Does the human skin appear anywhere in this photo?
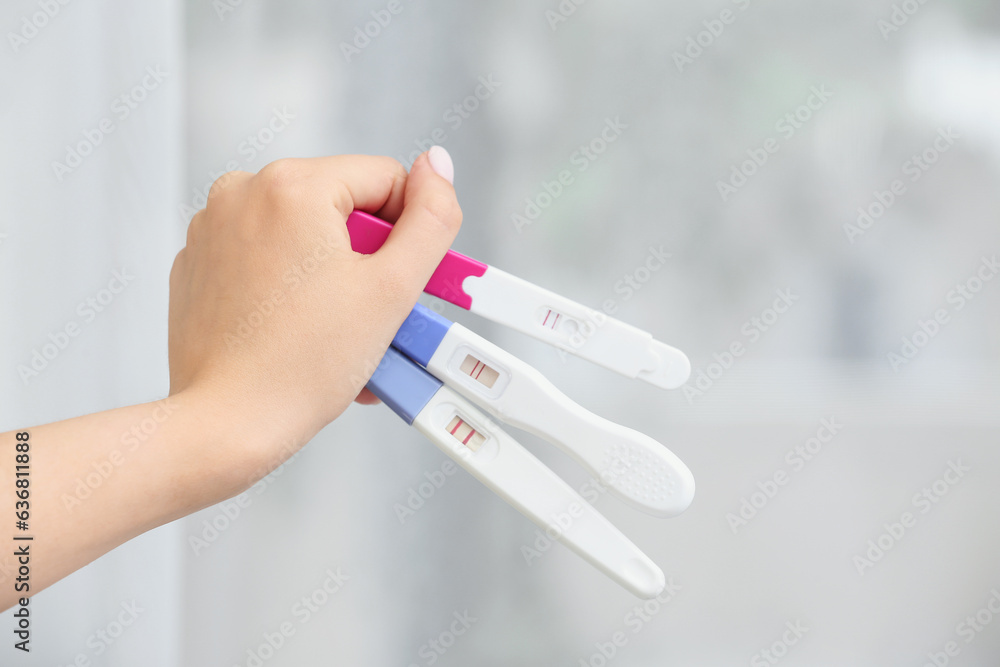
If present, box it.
[0,148,461,612]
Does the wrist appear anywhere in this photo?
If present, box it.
[167,383,313,513]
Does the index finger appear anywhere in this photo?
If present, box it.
[292,154,409,223]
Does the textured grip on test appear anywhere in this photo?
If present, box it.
[346,211,487,309]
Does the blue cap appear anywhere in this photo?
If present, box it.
[366,346,443,425]
[392,302,453,367]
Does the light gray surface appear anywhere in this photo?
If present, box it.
[2,0,999,664]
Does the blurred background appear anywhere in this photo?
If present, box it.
[2,0,1000,664]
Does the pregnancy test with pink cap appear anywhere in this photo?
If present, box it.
[347,211,691,389]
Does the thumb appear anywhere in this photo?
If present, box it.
[372,146,463,291]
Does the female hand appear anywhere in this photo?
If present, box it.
[0,148,461,611]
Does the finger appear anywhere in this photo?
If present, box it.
[291,155,408,222]
[354,388,382,405]
[207,169,253,204]
[184,209,206,248]
[186,171,252,245]
[372,147,462,290]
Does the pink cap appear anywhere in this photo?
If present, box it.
[346,211,486,310]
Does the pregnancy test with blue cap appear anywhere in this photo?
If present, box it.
[347,211,691,389]
[367,346,668,599]
[392,303,695,518]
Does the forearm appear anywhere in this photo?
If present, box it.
[0,388,263,612]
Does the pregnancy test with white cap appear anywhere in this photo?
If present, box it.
[392,303,695,518]
[367,346,668,599]
[347,211,690,389]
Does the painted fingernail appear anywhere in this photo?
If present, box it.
[427,145,454,184]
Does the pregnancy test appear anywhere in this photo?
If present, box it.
[366,345,667,599]
[347,211,690,390]
[392,303,695,518]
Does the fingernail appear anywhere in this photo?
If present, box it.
[427,145,454,184]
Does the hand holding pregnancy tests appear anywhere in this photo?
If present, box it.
[366,346,667,599]
[347,211,691,389]
[392,303,695,518]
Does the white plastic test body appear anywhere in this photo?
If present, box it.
[345,211,690,390]
[463,267,691,390]
[424,322,695,518]
[413,386,667,599]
